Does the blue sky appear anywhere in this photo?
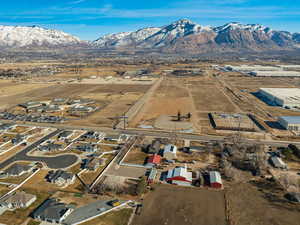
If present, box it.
[0,0,299,40]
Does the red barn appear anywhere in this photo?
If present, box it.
[209,171,222,189]
[147,154,161,165]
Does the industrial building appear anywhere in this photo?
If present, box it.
[210,113,256,132]
[250,71,300,77]
[278,116,300,131]
[279,65,300,70]
[225,65,282,72]
[259,88,300,108]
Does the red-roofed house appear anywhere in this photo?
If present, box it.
[147,154,162,166]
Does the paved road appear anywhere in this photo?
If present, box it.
[1,119,300,148]
[0,129,78,170]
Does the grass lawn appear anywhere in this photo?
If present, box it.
[81,208,133,225]
[123,147,148,165]
[27,219,41,225]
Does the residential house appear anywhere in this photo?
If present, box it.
[209,171,223,189]
[4,163,33,177]
[81,131,100,140]
[58,131,73,141]
[39,143,63,152]
[163,144,177,160]
[82,158,100,171]
[11,134,27,145]
[76,144,97,153]
[166,166,192,186]
[19,101,43,110]
[104,134,120,143]
[146,154,161,167]
[46,170,75,187]
[51,98,69,105]
[32,198,75,224]
[147,140,161,154]
[0,124,13,132]
[0,191,36,209]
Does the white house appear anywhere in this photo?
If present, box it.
[163,144,177,160]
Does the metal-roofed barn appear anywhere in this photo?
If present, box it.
[209,171,223,189]
[166,166,192,186]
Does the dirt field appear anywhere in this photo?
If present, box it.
[131,77,197,129]
[133,185,226,225]
[227,181,300,225]
[123,146,148,165]
[0,82,149,127]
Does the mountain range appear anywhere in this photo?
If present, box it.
[0,19,300,54]
[93,19,300,53]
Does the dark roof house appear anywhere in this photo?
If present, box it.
[32,198,75,224]
[4,163,33,177]
[46,170,75,187]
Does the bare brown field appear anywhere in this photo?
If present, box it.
[191,85,237,112]
[227,181,300,225]
[133,185,226,225]
[123,147,148,165]
[131,77,195,128]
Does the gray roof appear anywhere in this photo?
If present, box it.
[58,131,72,138]
[46,170,74,183]
[39,143,63,151]
[0,191,36,206]
[32,198,74,221]
[4,163,32,176]
[279,116,300,124]
[271,156,287,168]
[0,124,12,131]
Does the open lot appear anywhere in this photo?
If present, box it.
[227,181,300,225]
[0,82,150,127]
[133,184,226,225]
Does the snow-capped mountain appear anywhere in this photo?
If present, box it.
[93,19,213,48]
[92,19,300,53]
[0,25,84,48]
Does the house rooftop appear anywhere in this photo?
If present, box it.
[32,198,74,222]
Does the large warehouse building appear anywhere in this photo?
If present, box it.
[225,65,282,72]
[278,116,300,132]
[259,88,300,108]
[210,113,257,131]
[250,71,300,77]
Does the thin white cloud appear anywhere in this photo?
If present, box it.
[69,0,87,4]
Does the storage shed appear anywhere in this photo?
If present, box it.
[209,171,223,189]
